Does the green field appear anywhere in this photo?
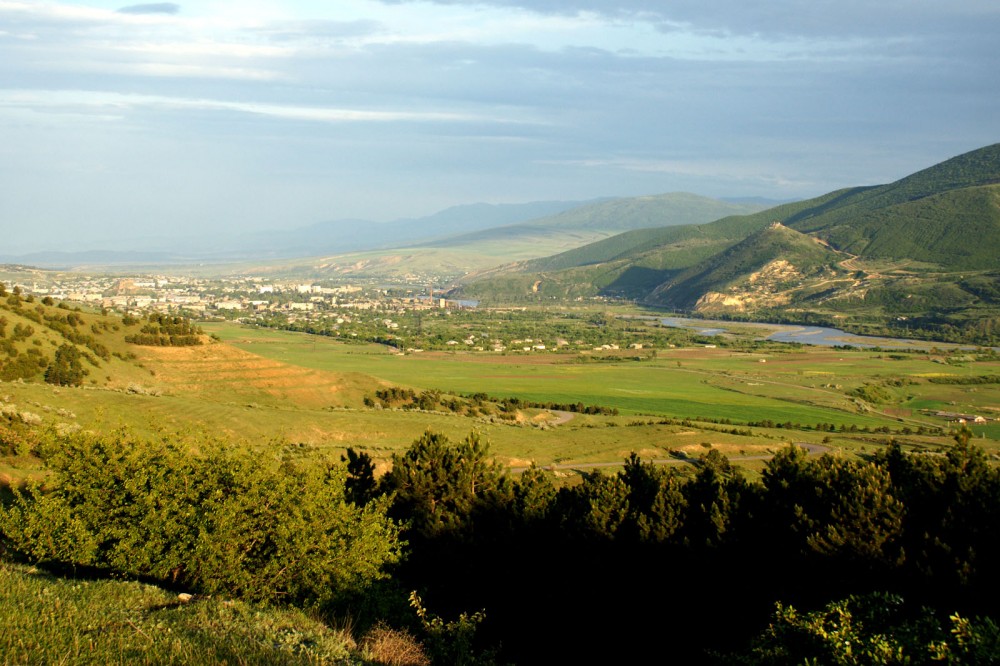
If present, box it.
[193,322,1000,461]
[3,314,996,489]
[202,322,981,424]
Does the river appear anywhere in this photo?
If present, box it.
[659,316,977,350]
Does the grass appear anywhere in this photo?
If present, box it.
[0,561,365,665]
[2,317,996,486]
[201,323,934,428]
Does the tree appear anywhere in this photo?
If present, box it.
[619,452,686,543]
[381,430,507,537]
[343,447,378,507]
[44,344,87,386]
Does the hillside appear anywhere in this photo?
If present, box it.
[645,222,845,312]
[425,192,770,247]
[452,144,1000,342]
[455,192,849,302]
[260,193,773,281]
[0,562,373,665]
[0,287,157,389]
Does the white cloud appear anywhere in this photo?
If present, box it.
[0,0,996,251]
[0,88,531,124]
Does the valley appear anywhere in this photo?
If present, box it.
[4,143,1000,665]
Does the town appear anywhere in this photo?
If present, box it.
[8,270,675,355]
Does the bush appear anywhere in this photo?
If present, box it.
[0,431,402,608]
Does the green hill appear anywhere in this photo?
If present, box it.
[0,287,153,388]
[456,192,850,302]
[644,222,845,312]
[424,192,771,248]
[453,144,1000,340]
[777,144,1000,267]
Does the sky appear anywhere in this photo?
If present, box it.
[1,0,998,253]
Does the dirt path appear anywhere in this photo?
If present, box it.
[547,410,575,426]
[509,442,830,473]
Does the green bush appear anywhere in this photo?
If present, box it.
[734,592,1000,665]
[0,431,402,608]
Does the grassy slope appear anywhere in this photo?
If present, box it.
[827,184,1000,267]
[0,297,159,390]
[783,144,1000,267]
[0,561,365,665]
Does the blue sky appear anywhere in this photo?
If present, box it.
[1,0,997,253]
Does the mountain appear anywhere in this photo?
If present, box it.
[453,144,1000,338]
[420,192,772,248]
[779,143,1000,268]
[267,200,596,256]
[251,193,773,280]
[645,222,843,313]
[0,201,593,269]
[455,192,848,301]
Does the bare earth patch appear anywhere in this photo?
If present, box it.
[133,344,365,409]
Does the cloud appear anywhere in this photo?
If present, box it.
[0,89,534,126]
[0,0,996,251]
[117,3,179,15]
[378,0,1000,41]
[251,19,383,42]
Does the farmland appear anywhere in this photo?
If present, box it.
[196,318,1000,464]
[2,296,997,493]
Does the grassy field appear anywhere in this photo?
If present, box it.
[2,316,997,489]
[203,322,999,426]
[193,322,999,459]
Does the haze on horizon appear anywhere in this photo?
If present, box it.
[1,0,998,255]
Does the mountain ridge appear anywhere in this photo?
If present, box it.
[452,143,1000,339]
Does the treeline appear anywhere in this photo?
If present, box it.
[489,394,619,415]
[928,374,1000,385]
[4,426,1000,663]
[124,313,203,346]
[364,388,620,419]
[343,428,1000,663]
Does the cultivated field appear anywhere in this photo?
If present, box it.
[3,315,997,490]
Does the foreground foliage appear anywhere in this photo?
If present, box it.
[356,428,1000,663]
[734,592,1000,665]
[0,431,402,609]
[5,423,1000,664]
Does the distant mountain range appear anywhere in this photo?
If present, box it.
[1,194,778,272]
[452,143,1000,341]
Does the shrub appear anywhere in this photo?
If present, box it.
[0,431,402,608]
[361,623,430,666]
